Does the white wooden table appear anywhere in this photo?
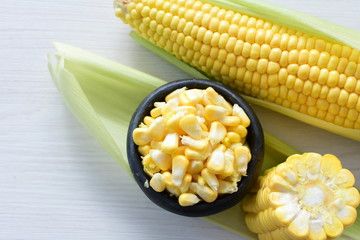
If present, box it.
[1,0,359,239]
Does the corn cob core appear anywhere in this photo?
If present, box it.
[114,0,360,129]
[242,153,360,240]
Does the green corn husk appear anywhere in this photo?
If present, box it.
[114,0,360,141]
[48,43,359,240]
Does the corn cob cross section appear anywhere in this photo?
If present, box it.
[242,153,360,240]
[114,0,360,130]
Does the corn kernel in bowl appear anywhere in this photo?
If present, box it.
[132,86,252,206]
[127,79,264,217]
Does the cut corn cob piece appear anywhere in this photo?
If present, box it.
[114,0,360,141]
[242,153,360,240]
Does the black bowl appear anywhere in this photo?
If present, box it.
[127,79,264,217]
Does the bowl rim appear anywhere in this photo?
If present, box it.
[127,79,264,217]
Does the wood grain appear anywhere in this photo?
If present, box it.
[0,0,359,239]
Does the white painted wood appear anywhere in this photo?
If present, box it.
[0,0,359,239]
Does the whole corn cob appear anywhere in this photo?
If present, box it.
[114,0,360,137]
[242,153,360,240]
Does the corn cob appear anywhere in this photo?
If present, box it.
[114,0,360,137]
[242,153,360,240]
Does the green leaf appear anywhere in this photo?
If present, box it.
[48,43,359,240]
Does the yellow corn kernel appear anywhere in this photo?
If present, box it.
[226,132,241,143]
[228,125,247,137]
[327,70,340,87]
[267,61,280,74]
[150,172,166,192]
[288,210,310,238]
[204,104,228,121]
[171,146,186,159]
[179,113,202,139]
[201,168,219,191]
[178,193,201,206]
[150,140,162,149]
[222,136,231,147]
[279,33,290,50]
[184,145,210,161]
[337,57,349,73]
[288,49,299,64]
[197,175,206,186]
[296,49,308,65]
[187,160,204,174]
[246,58,257,72]
[161,132,179,154]
[308,221,327,240]
[138,145,151,156]
[148,116,165,140]
[229,142,243,151]
[338,89,350,106]
[179,173,192,193]
[256,59,268,74]
[173,105,197,115]
[218,180,238,194]
[165,112,184,133]
[324,216,344,238]
[150,149,171,171]
[228,24,239,37]
[276,164,298,185]
[327,87,340,104]
[208,121,227,145]
[172,155,190,186]
[166,184,181,197]
[196,185,218,203]
[234,146,251,174]
[181,136,208,151]
[219,115,241,126]
[232,104,250,127]
[207,148,225,174]
[278,50,288,67]
[334,169,355,188]
[141,153,152,166]
[143,116,155,126]
[345,61,357,76]
[162,98,180,115]
[205,87,232,112]
[142,155,160,177]
[250,43,261,59]
[335,205,358,226]
[222,148,235,177]
[340,187,360,208]
[189,183,202,194]
[296,64,310,80]
[132,127,151,146]
[268,48,281,62]
[344,76,357,92]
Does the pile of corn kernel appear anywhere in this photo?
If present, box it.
[132,86,252,206]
